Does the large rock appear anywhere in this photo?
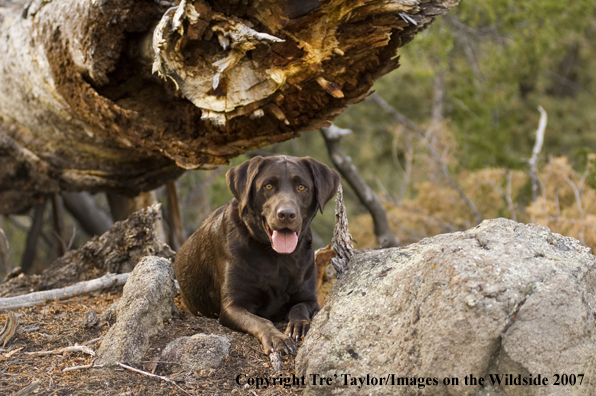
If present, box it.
[296,218,596,396]
[96,256,177,366]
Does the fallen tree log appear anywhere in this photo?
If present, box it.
[0,0,459,214]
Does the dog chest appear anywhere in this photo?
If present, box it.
[228,249,314,319]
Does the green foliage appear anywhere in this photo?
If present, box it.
[369,0,596,169]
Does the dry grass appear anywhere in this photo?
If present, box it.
[350,154,596,253]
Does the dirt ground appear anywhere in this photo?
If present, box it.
[1,284,306,396]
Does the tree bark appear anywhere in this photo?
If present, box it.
[0,0,459,215]
[165,181,184,251]
[37,204,173,290]
[329,184,353,275]
[107,190,168,242]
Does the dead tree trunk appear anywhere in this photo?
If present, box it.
[21,202,46,274]
[165,181,185,251]
[107,191,168,242]
[0,0,459,215]
[62,192,113,236]
[51,193,67,257]
[321,125,399,248]
[37,204,173,290]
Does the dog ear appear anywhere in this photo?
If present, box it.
[226,156,265,216]
[300,157,341,213]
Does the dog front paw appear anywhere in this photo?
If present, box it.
[285,319,311,341]
[262,331,297,356]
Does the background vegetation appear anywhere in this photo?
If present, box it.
[2,0,596,277]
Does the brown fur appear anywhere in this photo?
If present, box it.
[174,156,340,355]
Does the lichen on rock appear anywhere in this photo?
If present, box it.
[297,218,596,396]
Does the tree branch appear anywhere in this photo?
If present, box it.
[528,105,548,201]
[0,217,9,276]
[321,125,399,248]
[116,362,190,395]
[62,192,113,237]
[25,345,96,357]
[0,273,129,311]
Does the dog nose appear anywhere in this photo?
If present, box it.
[277,207,297,222]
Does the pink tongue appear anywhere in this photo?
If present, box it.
[271,230,298,254]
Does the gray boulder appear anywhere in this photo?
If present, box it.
[160,334,231,373]
[96,256,177,366]
[296,218,596,396]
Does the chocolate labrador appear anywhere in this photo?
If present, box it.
[174,155,340,355]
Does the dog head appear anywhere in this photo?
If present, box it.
[226,156,340,254]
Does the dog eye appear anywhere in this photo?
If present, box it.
[297,184,306,191]
[265,184,273,190]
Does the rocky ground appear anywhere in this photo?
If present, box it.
[1,285,304,396]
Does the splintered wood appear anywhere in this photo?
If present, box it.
[331,184,353,275]
[0,0,459,214]
[37,204,173,290]
[0,311,18,347]
[269,351,283,375]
